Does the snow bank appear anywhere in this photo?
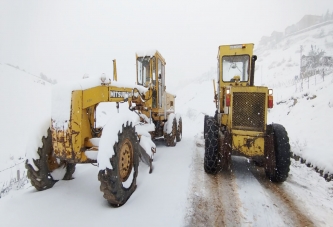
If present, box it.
[0,63,52,185]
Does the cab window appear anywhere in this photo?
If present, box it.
[222,55,249,82]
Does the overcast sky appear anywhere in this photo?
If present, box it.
[1,0,332,89]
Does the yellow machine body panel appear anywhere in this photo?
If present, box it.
[52,85,135,163]
[232,133,265,157]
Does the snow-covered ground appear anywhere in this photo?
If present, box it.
[256,21,333,175]
[1,20,333,226]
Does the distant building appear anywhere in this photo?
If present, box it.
[285,24,297,35]
[298,15,321,30]
[258,31,283,46]
[259,36,270,46]
[270,31,284,43]
[285,15,321,35]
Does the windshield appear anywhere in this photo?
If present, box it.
[137,57,150,86]
[222,55,249,82]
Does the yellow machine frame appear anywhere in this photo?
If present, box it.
[52,50,176,163]
[216,43,272,158]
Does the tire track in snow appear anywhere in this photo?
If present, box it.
[184,136,315,226]
[184,140,241,227]
[231,156,286,226]
[248,161,315,227]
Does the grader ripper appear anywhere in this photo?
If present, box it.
[204,43,291,182]
[25,50,182,207]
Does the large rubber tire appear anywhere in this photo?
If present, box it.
[165,117,177,147]
[98,122,139,207]
[25,128,76,191]
[265,124,291,183]
[176,117,182,142]
[204,118,220,174]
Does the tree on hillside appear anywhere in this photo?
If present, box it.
[308,45,325,68]
[40,73,57,84]
[324,10,330,21]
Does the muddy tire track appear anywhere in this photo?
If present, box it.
[249,162,315,227]
[184,145,241,227]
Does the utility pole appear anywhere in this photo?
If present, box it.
[261,66,263,85]
[300,45,303,91]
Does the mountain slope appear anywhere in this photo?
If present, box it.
[0,63,51,194]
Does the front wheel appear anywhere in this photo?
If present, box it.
[204,118,220,174]
[98,121,139,207]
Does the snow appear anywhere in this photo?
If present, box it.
[136,50,158,58]
[85,151,98,160]
[164,113,176,134]
[1,18,333,227]
[112,81,149,94]
[51,81,79,130]
[50,164,67,180]
[97,112,139,170]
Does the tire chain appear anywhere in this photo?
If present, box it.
[204,118,220,174]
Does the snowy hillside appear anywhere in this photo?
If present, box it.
[0,63,51,195]
[254,21,333,176]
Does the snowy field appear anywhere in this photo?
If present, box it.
[1,21,333,226]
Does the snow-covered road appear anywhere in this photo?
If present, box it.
[184,133,333,227]
[2,130,332,227]
[0,138,193,227]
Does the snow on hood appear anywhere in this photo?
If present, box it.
[136,50,157,58]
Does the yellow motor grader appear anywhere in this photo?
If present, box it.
[204,43,291,182]
[25,50,182,207]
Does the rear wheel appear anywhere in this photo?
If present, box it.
[98,122,139,207]
[165,117,177,147]
[204,118,220,174]
[176,117,182,142]
[265,124,291,183]
[25,128,76,191]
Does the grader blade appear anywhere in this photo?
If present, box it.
[137,144,153,173]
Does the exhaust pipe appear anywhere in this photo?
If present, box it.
[250,55,257,86]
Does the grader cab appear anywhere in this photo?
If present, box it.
[134,51,182,145]
[204,43,291,182]
[25,50,182,207]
